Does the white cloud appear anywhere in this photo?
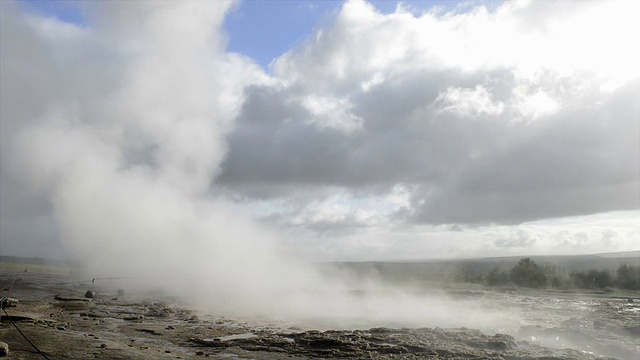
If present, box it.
[287,210,640,261]
[512,87,559,121]
[301,94,364,132]
[218,0,639,258]
[274,0,640,93]
[360,72,385,92]
[433,85,505,118]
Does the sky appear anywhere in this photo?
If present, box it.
[1,0,639,262]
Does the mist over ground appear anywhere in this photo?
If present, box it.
[0,0,638,337]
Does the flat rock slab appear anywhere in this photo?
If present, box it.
[136,328,163,336]
[0,311,36,322]
[54,294,92,302]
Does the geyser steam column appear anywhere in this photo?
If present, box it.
[112,1,231,196]
[19,1,316,311]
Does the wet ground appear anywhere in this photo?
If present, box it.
[482,290,639,359]
[0,267,638,359]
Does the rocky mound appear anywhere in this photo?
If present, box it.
[191,327,613,359]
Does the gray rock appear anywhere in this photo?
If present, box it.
[0,297,18,308]
[85,290,96,299]
[54,294,91,302]
[0,341,8,356]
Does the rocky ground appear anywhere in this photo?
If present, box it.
[1,266,638,359]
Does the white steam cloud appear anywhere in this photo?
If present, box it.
[11,0,316,314]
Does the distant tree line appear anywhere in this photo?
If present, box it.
[458,257,640,291]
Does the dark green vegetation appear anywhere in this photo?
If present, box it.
[326,251,640,291]
[474,257,640,290]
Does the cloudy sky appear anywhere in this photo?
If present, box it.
[1,0,638,261]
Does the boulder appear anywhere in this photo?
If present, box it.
[0,297,18,308]
[0,341,8,356]
[85,290,96,299]
[487,334,517,350]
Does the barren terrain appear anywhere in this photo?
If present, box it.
[1,262,638,359]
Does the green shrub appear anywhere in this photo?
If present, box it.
[616,264,640,290]
[510,258,547,288]
[570,269,613,289]
[487,267,510,286]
